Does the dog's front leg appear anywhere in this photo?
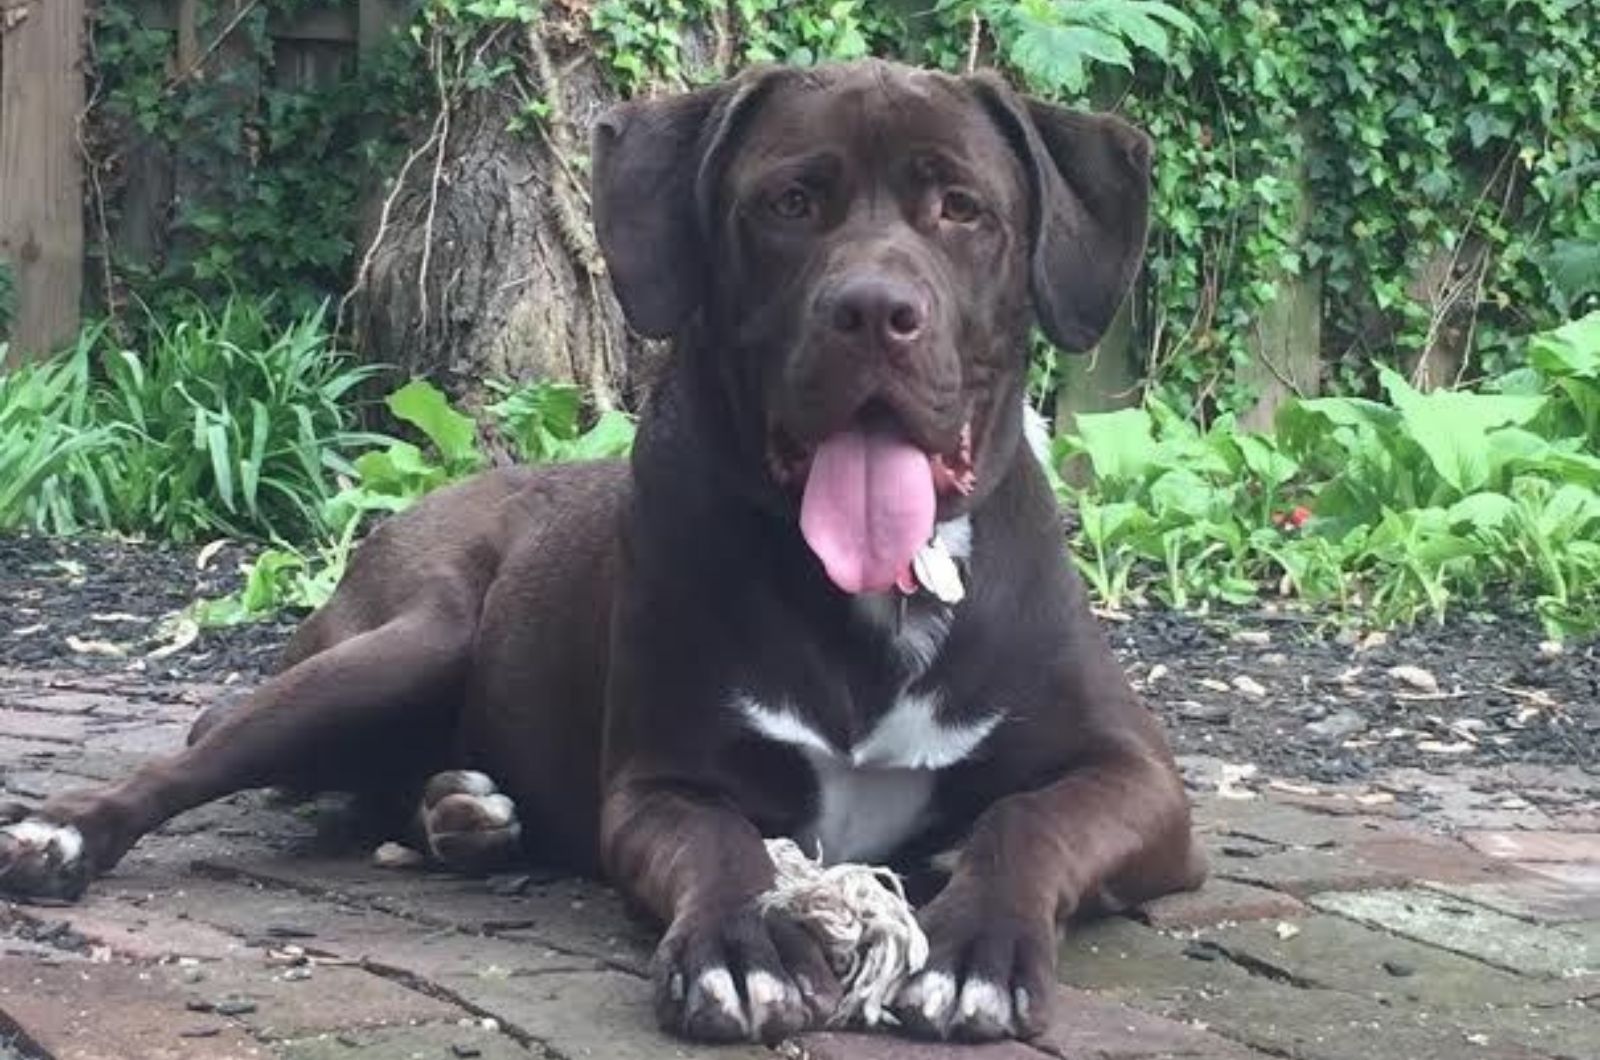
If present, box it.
[602,776,842,1042]
[895,749,1203,1041]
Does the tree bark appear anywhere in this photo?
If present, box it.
[347,10,665,411]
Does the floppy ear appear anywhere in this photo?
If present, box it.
[591,72,778,339]
[970,75,1153,352]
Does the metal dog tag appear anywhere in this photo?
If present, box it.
[912,539,965,605]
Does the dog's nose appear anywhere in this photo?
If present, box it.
[825,276,926,357]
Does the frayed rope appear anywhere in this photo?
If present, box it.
[759,838,928,1027]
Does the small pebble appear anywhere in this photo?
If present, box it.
[1383,960,1416,977]
[1178,700,1233,724]
[214,999,258,1017]
[1388,665,1439,693]
[452,1046,484,1059]
[373,841,427,869]
[1306,709,1367,741]
[178,1027,221,1039]
[1232,675,1267,699]
[1233,630,1272,646]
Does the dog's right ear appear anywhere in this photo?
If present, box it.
[592,72,778,339]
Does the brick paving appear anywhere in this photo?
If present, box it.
[2,667,1596,1060]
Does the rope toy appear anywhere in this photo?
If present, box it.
[759,838,928,1027]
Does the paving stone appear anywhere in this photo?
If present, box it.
[274,1023,539,1060]
[1197,915,1585,1008]
[795,1032,1045,1059]
[1215,834,1511,898]
[1195,797,1390,849]
[1138,879,1306,930]
[1033,986,1268,1058]
[5,898,250,962]
[1429,873,1600,924]
[1058,917,1222,997]
[430,968,770,1060]
[0,687,146,717]
[196,855,656,974]
[0,709,88,743]
[1130,971,1569,1060]
[0,734,69,763]
[1310,888,1596,979]
[151,960,460,1040]
[1462,831,1600,864]
[0,958,267,1060]
[81,719,189,756]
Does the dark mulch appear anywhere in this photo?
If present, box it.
[1,533,1594,782]
[0,533,298,684]
[1117,609,1596,783]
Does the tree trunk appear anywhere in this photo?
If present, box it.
[347,12,663,411]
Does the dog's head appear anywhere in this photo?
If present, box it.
[594,60,1151,594]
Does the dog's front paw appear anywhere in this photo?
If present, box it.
[892,885,1053,1041]
[653,902,841,1043]
[0,806,91,902]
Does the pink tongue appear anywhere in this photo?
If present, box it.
[800,426,935,594]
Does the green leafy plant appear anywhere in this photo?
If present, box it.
[1059,312,1600,636]
[197,376,638,624]
[946,0,1198,96]
[0,334,111,531]
[0,297,385,541]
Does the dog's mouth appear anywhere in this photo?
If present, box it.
[767,408,976,595]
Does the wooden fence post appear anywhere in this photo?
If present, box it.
[0,0,85,365]
[1238,133,1323,431]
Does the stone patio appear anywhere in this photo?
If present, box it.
[2,668,1595,1060]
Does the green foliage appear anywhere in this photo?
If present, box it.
[0,336,112,529]
[1113,0,1599,412]
[89,0,429,320]
[0,298,384,541]
[199,377,637,623]
[487,379,637,462]
[592,0,894,91]
[1059,312,1600,637]
[946,0,1198,96]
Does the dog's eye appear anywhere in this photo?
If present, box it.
[940,189,982,224]
[771,186,815,221]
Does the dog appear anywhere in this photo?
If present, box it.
[0,59,1204,1044]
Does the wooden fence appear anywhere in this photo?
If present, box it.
[0,0,409,366]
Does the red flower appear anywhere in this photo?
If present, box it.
[1273,506,1312,531]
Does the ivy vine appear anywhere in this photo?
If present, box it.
[81,0,1599,418]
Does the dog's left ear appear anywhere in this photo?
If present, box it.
[970,74,1153,352]
[592,70,780,339]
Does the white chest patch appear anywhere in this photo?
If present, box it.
[737,692,1001,865]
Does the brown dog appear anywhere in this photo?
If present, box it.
[0,60,1204,1044]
